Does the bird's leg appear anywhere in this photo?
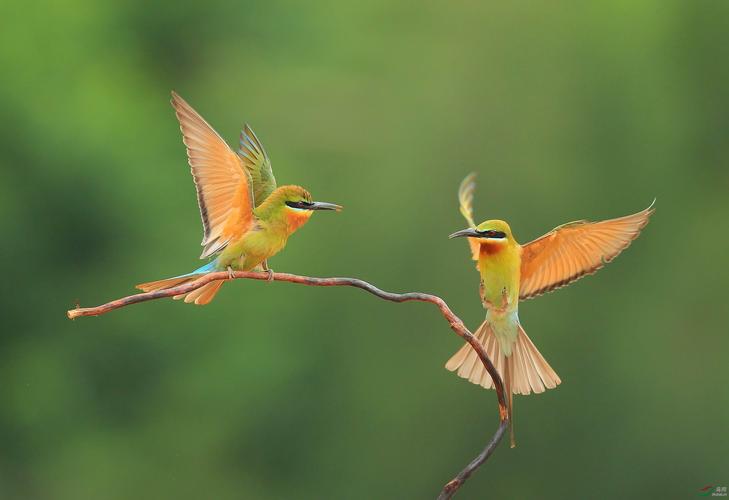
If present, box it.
[501,287,509,309]
[226,266,235,280]
[261,259,274,281]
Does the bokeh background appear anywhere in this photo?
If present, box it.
[1,1,728,498]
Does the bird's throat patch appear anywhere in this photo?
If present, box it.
[285,208,313,232]
[480,241,505,255]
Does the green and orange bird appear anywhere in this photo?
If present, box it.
[447,173,654,446]
[136,92,341,305]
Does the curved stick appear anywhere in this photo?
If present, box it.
[67,271,509,498]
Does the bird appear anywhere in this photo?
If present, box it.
[135,92,341,305]
[446,173,654,446]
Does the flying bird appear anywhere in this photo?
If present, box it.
[447,173,654,446]
[136,92,341,305]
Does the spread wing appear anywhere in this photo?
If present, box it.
[171,92,255,259]
[457,173,481,263]
[238,124,276,206]
[519,201,655,300]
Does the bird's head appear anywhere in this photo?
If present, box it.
[261,185,341,232]
[279,185,342,213]
[449,219,515,244]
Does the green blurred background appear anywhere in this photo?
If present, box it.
[1,1,727,498]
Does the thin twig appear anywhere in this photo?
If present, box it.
[67,271,509,498]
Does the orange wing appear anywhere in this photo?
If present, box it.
[171,92,254,258]
[457,173,481,263]
[467,238,480,263]
[519,202,654,300]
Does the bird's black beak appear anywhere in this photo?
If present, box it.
[449,228,480,239]
[310,201,342,212]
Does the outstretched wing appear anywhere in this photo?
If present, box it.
[457,173,481,263]
[171,92,255,259]
[519,201,655,300]
[238,124,276,205]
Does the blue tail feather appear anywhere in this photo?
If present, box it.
[170,261,217,280]
[191,261,218,275]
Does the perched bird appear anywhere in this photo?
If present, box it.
[447,173,654,446]
[136,92,341,305]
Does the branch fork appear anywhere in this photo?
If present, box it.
[68,271,508,499]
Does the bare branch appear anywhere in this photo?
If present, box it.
[67,271,508,497]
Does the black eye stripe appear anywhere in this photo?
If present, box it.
[285,200,313,209]
[477,230,506,239]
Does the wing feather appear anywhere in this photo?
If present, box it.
[457,173,481,263]
[519,202,654,300]
[238,124,276,205]
[458,172,477,228]
[171,92,255,259]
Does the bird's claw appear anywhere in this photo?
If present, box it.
[260,260,274,282]
[227,266,235,280]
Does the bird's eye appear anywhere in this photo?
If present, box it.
[478,230,506,239]
[285,200,313,209]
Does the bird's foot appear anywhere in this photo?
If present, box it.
[227,266,235,280]
[261,260,274,282]
[501,287,509,308]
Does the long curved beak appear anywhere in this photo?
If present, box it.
[449,228,480,239]
[310,201,342,212]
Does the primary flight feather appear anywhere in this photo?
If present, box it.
[447,173,654,446]
[136,92,341,305]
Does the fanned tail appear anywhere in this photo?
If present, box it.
[172,280,225,305]
[136,276,195,293]
[445,319,561,447]
[135,262,224,305]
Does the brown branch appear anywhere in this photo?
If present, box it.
[67,271,508,497]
